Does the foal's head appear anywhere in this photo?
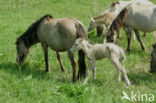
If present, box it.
[88,18,96,32]
[16,38,29,64]
[70,38,88,53]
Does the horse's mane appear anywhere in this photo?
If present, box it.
[16,14,53,48]
[94,14,107,20]
[107,4,131,39]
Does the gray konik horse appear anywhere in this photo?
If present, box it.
[16,14,87,82]
[106,2,156,51]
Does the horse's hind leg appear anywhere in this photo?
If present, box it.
[67,50,77,83]
[41,43,49,72]
[77,50,86,80]
[56,52,65,72]
[134,29,146,51]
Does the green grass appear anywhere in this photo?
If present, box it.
[0,0,156,103]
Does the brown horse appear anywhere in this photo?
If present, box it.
[16,14,87,82]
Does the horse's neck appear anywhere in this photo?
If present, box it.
[22,34,40,48]
[95,16,106,25]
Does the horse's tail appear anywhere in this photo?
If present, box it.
[74,19,88,39]
[74,19,88,79]
[119,47,126,62]
[107,4,131,38]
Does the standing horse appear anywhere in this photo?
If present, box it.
[106,3,156,51]
[96,0,154,38]
[16,14,87,82]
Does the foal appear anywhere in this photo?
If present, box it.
[70,38,131,87]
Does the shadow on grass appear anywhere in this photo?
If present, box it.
[0,62,53,80]
[128,72,156,85]
[0,62,74,83]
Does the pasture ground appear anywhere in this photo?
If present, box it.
[0,0,156,103]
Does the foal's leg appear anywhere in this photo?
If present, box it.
[41,43,49,72]
[56,52,65,72]
[134,29,146,51]
[83,60,95,85]
[67,50,77,83]
[111,56,131,86]
[117,68,121,82]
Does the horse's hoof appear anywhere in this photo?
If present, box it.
[61,67,65,72]
[45,68,50,72]
[142,46,146,51]
[72,78,77,83]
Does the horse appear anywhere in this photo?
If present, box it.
[16,14,88,83]
[70,38,131,87]
[106,3,156,51]
[88,13,122,38]
[95,0,154,38]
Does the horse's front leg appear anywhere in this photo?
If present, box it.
[67,50,77,83]
[56,52,65,72]
[134,29,146,51]
[41,43,49,72]
[126,28,132,52]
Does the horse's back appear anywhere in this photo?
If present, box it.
[126,4,156,32]
[38,18,77,51]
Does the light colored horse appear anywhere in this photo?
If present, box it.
[70,38,131,87]
[106,2,156,51]
[94,0,154,37]
[88,13,121,37]
[16,14,88,82]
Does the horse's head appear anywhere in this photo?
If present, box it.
[150,43,156,73]
[16,38,29,64]
[88,18,96,32]
[106,29,117,43]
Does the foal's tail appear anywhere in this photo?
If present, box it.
[119,48,126,62]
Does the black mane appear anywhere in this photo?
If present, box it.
[16,14,53,48]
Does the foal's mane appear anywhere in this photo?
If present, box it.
[94,14,107,20]
[16,14,53,48]
[107,4,131,38]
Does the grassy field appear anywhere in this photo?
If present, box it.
[0,0,156,102]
